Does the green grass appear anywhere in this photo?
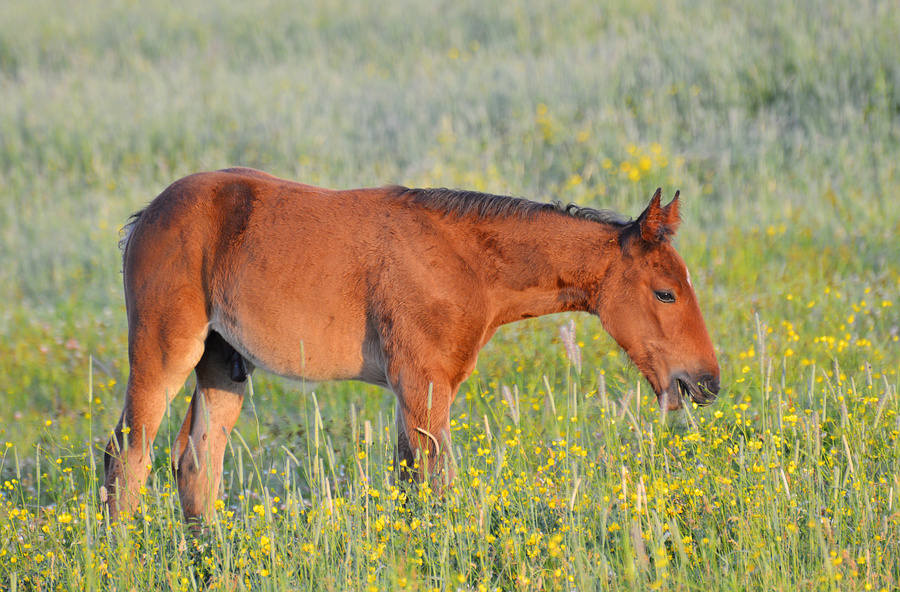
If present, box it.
[1,0,899,589]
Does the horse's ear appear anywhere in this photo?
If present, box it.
[638,188,680,243]
[663,190,682,235]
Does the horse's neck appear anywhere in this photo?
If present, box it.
[459,215,618,328]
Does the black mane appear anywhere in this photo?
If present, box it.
[395,187,631,227]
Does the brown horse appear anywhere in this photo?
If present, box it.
[103,167,719,522]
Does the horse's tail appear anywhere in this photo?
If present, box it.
[118,209,145,259]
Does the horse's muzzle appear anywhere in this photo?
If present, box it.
[673,372,720,407]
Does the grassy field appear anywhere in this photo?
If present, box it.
[1,0,899,589]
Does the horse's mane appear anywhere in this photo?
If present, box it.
[395,186,631,227]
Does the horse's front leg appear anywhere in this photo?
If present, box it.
[393,374,457,490]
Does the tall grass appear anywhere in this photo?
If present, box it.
[1,0,899,589]
[2,339,898,589]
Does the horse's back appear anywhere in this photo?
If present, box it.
[125,168,388,267]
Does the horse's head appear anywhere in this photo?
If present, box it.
[596,189,720,410]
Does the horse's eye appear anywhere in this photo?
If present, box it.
[654,290,676,303]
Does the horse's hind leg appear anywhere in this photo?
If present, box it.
[174,332,248,522]
[103,315,207,521]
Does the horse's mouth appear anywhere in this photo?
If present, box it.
[673,373,718,407]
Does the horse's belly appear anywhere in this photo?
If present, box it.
[212,305,372,383]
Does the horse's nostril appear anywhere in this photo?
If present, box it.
[698,375,720,396]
